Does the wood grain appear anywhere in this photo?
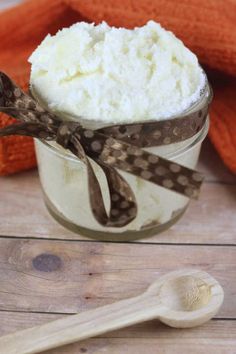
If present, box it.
[0,238,235,317]
[0,312,235,354]
[0,169,235,244]
[0,269,224,354]
[0,0,235,352]
[198,140,235,184]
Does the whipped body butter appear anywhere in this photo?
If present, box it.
[29,21,211,240]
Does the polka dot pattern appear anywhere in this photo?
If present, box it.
[98,132,204,201]
[170,163,181,173]
[0,71,209,228]
[98,104,209,148]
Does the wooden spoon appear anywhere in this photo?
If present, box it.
[0,269,224,354]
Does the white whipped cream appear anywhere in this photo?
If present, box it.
[29,21,205,123]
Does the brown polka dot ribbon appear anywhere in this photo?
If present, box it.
[0,72,211,228]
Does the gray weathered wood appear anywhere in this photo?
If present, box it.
[0,238,234,317]
[0,170,235,244]
[0,1,235,352]
[0,312,235,354]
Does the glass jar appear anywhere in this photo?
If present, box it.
[34,82,211,241]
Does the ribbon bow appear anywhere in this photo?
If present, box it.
[0,72,210,227]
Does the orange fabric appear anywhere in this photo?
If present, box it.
[0,0,236,175]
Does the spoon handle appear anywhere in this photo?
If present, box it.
[0,295,161,354]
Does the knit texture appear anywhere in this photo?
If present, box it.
[0,0,235,174]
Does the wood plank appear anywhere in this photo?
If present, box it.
[44,331,236,354]
[0,312,235,354]
[0,2,235,353]
[0,238,235,317]
[1,170,235,244]
[198,139,235,185]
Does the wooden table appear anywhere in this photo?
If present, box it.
[1,2,236,353]
[0,136,236,354]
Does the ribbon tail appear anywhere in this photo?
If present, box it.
[0,106,41,125]
[96,161,137,227]
[0,122,35,137]
[0,72,56,126]
[67,133,113,226]
[0,72,34,111]
[68,132,137,227]
[0,122,56,140]
[78,129,204,200]
[99,138,204,199]
[86,158,113,226]
[85,158,137,227]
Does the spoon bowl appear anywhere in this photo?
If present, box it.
[146,269,224,328]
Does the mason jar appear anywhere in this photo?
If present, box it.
[34,80,211,241]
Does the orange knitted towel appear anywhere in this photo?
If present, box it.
[0,0,235,175]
